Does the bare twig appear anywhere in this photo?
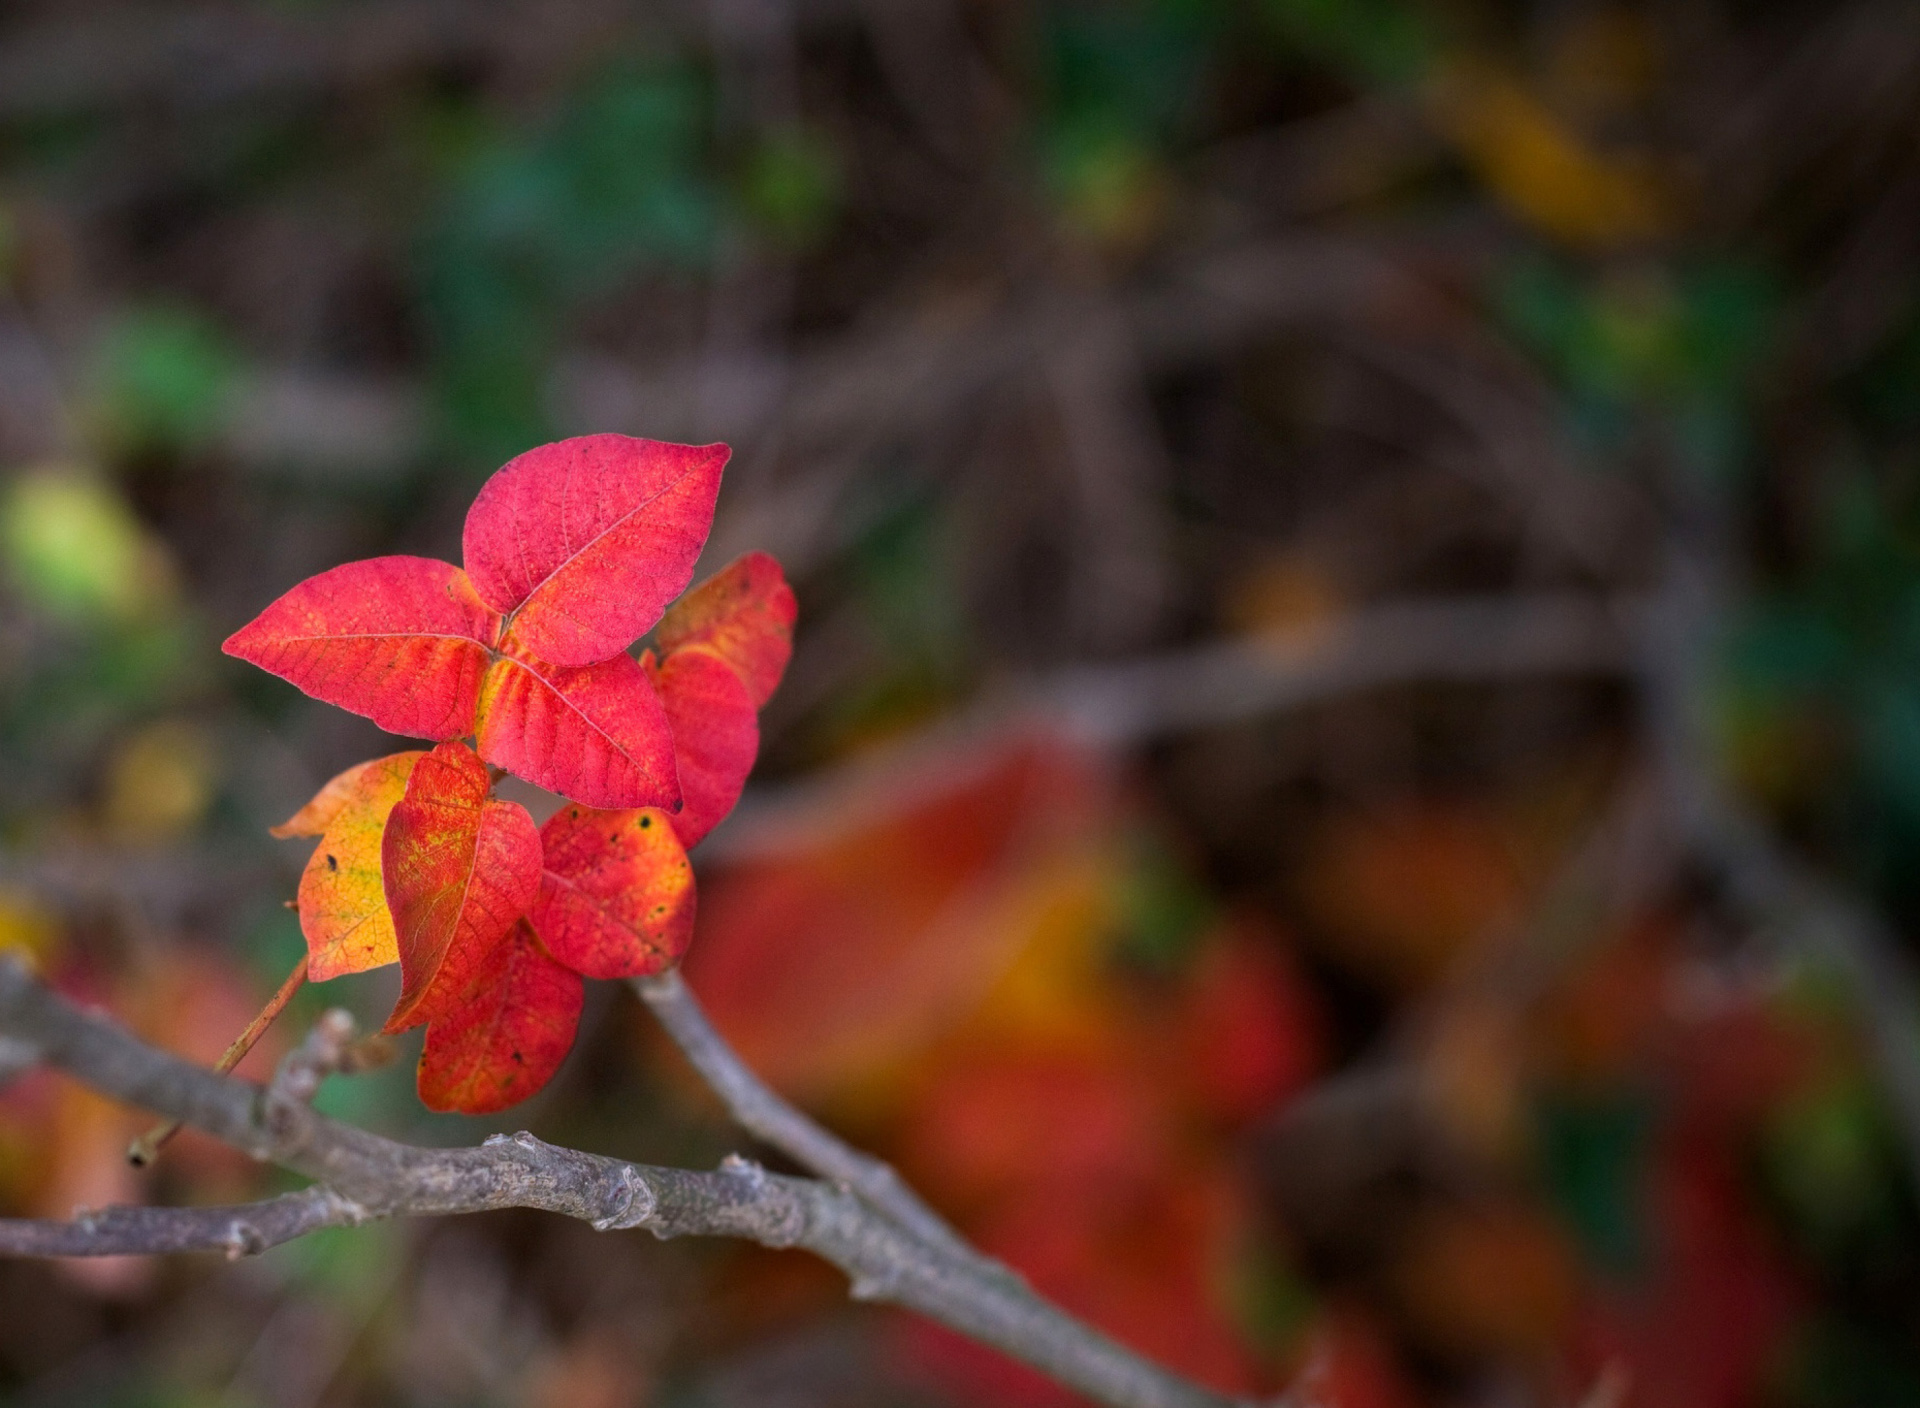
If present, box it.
[0,1186,368,1260]
[632,970,983,1266]
[130,953,310,1166]
[0,960,1262,1408]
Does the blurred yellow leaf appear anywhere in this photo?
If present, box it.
[1224,556,1346,647]
[1,468,178,627]
[0,887,59,966]
[103,719,216,844]
[1428,61,1669,249]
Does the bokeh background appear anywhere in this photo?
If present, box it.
[1,1,1918,1404]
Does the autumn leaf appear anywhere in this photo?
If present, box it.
[655,551,796,707]
[531,805,694,979]
[293,750,423,980]
[271,756,395,839]
[462,435,729,667]
[381,740,542,1032]
[474,647,681,811]
[417,920,583,1114]
[222,557,496,741]
[647,645,759,848]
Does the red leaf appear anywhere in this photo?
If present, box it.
[381,741,542,1032]
[648,646,758,848]
[532,805,694,979]
[222,557,497,741]
[654,551,796,707]
[474,646,681,810]
[417,920,583,1113]
[462,435,728,667]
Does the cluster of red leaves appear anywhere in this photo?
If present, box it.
[227,435,794,1112]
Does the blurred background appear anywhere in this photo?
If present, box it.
[0,1,1917,1405]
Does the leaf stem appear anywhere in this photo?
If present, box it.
[128,953,309,1166]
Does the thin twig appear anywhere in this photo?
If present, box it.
[130,952,309,1166]
[631,970,985,1267]
[0,960,1264,1408]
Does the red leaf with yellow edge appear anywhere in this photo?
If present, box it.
[222,557,497,741]
[474,647,680,810]
[647,645,758,848]
[295,750,423,981]
[532,805,694,979]
[416,920,582,1113]
[381,741,541,1032]
[461,435,728,667]
[654,551,796,707]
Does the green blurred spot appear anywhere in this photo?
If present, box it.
[1115,827,1217,970]
[1262,0,1435,86]
[1764,1079,1888,1246]
[91,304,241,452]
[420,61,718,465]
[739,128,841,249]
[1045,120,1170,246]
[1537,1091,1652,1277]
[1,469,176,626]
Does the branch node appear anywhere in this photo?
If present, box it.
[221,1220,266,1260]
[589,1164,656,1232]
[720,1152,766,1189]
[848,1272,896,1302]
[268,1008,357,1111]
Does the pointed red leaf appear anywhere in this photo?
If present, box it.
[417,920,583,1113]
[294,750,423,981]
[654,551,796,707]
[381,740,542,1032]
[223,557,496,741]
[462,435,728,667]
[649,645,759,848]
[531,806,694,979]
[473,646,681,810]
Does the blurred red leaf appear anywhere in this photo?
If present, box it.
[685,733,1111,1098]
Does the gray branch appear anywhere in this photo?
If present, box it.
[0,958,1261,1408]
[632,969,981,1264]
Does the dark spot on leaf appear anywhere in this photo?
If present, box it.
[570,809,579,819]
[511,1050,524,1063]
[639,815,651,828]
[325,854,338,871]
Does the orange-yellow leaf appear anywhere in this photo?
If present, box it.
[654,551,796,707]
[531,805,694,979]
[381,740,541,1032]
[295,750,423,980]
[417,920,583,1113]
[272,756,396,839]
